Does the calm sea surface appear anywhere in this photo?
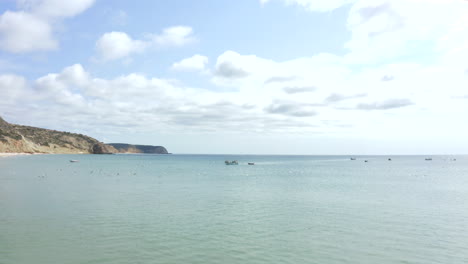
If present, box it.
[1,154,468,264]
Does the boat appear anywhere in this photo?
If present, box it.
[350,157,356,160]
[248,162,255,165]
[388,158,392,161]
[425,158,432,161]
[69,160,79,163]
[225,160,238,165]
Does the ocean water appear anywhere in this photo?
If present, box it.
[1,154,468,264]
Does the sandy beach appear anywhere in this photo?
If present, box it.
[0,153,36,157]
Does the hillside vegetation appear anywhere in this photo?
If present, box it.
[0,117,115,154]
[108,143,168,154]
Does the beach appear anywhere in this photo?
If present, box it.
[0,153,39,157]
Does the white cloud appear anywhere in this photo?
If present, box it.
[171,54,209,72]
[0,74,28,103]
[356,98,413,110]
[344,0,468,64]
[261,0,468,66]
[19,0,96,18]
[151,26,196,47]
[260,0,357,12]
[205,47,468,141]
[0,0,95,53]
[95,32,147,61]
[58,64,90,87]
[213,51,274,82]
[2,47,468,153]
[95,26,196,62]
[0,11,57,53]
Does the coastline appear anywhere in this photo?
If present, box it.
[0,153,42,157]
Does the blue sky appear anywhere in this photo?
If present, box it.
[1,0,351,78]
[1,0,468,154]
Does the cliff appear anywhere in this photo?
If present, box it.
[0,117,116,154]
[107,143,169,154]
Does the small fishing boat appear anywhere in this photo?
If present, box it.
[425,158,432,161]
[70,160,79,163]
[350,157,356,160]
[248,162,255,165]
[225,160,238,165]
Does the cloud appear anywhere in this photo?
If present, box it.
[344,0,468,64]
[0,63,334,136]
[215,61,250,79]
[264,76,298,84]
[171,54,209,72]
[351,2,405,37]
[265,101,317,117]
[283,86,317,94]
[0,0,95,53]
[212,51,275,81]
[2,44,468,145]
[57,64,90,87]
[381,75,394,82]
[19,0,95,18]
[0,74,28,103]
[95,26,196,61]
[260,0,357,12]
[95,32,147,61]
[0,11,57,53]
[325,93,366,103]
[151,26,196,47]
[356,98,413,110]
[451,95,468,100]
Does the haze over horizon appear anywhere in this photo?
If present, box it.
[1,0,467,155]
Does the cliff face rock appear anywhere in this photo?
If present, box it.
[92,142,118,154]
[0,117,8,127]
[108,143,169,154]
[0,117,110,154]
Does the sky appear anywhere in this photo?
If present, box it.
[0,0,468,155]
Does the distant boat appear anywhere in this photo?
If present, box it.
[225,160,238,165]
[388,158,392,161]
[364,160,368,163]
[425,158,432,161]
[350,157,356,160]
[248,162,255,165]
[69,160,79,163]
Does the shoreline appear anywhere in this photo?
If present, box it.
[0,153,43,157]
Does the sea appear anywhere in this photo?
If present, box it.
[1,154,467,264]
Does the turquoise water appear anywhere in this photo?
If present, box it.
[1,154,468,264]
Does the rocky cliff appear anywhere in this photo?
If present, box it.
[107,143,169,154]
[0,117,116,154]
